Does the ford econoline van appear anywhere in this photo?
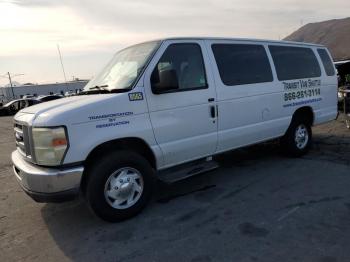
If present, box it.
[12,38,337,221]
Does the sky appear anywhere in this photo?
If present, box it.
[0,0,349,86]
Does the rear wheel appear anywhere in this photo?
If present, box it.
[85,151,155,222]
[281,117,312,157]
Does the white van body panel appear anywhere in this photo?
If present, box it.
[202,39,337,154]
[312,48,338,124]
[13,37,337,173]
[143,40,218,169]
[205,39,289,152]
[19,87,163,166]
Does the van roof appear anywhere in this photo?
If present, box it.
[155,37,324,48]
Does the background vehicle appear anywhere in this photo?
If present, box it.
[0,95,62,116]
[338,89,350,129]
[36,94,63,102]
[0,99,40,116]
[64,91,76,97]
[335,60,350,111]
[22,95,35,99]
[11,38,337,222]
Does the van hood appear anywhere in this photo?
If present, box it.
[20,95,105,115]
[15,93,133,126]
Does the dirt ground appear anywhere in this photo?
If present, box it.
[1,115,350,262]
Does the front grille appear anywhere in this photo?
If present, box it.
[14,122,32,160]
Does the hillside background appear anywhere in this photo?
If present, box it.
[284,17,350,61]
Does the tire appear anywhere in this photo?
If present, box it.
[84,150,155,222]
[281,117,312,157]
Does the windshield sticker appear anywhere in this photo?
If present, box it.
[282,79,321,107]
[129,92,143,101]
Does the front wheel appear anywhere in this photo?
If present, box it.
[281,118,312,157]
[84,151,155,222]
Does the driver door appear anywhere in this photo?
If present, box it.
[144,40,218,168]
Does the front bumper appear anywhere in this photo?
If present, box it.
[11,150,84,202]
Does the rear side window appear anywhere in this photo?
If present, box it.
[317,49,335,76]
[269,46,321,80]
[211,44,273,86]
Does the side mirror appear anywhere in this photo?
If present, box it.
[152,69,179,94]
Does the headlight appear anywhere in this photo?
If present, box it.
[32,127,68,166]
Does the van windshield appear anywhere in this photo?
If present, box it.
[84,41,160,92]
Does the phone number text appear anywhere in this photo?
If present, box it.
[284,88,321,101]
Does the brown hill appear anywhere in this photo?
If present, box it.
[284,17,350,61]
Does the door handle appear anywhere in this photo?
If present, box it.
[208,98,215,102]
[210,105,216,118]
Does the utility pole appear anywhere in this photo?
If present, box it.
[7,72,14,98]
[1,73,24,99]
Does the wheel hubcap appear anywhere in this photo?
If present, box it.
[104,167,144,209]
[295,124,309,149]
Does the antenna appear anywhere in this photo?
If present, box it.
[57,44,68,86]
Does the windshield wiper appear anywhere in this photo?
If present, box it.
[109,88,132,93]
[89,84,109,91]
[89,85,132,93]
[79,85,132,95]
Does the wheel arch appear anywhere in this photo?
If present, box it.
[84,137,157,169]
[81,137,157,192]
[291,106,315,126]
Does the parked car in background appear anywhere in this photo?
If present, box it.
[0,99,40,116]
[0,95,63,116]
[338,86,350,111]
[64,91,76,97]
[36,95,63,102]
[22,95,36,99]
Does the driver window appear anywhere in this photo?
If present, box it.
[19,100,26,109]
[151,43,207,94]
[12,101,19,111]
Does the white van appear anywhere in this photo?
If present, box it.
[12,37,337,221]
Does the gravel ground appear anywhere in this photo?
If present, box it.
[0,115,350,262]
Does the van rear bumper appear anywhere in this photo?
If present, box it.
[11,150,83,202]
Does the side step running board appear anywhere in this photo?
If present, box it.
[158,159,219,184]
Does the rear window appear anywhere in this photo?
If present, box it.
[317,49,335,76]
[269,46,321,81]
[211,44,273,86]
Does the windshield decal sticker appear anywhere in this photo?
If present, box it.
[128,92,143,101]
